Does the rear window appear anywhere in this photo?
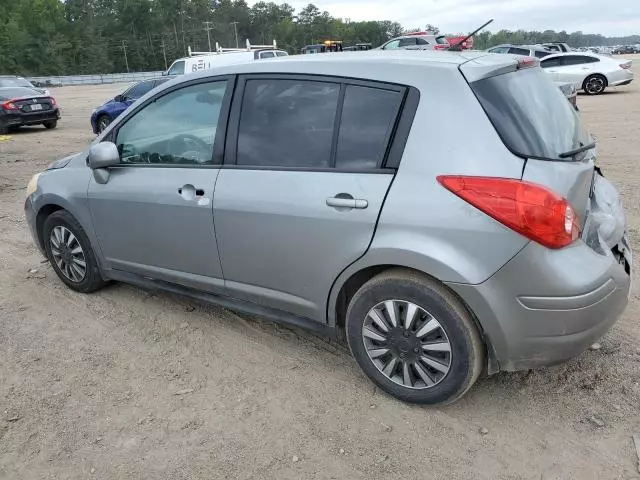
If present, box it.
[471,67,589,161]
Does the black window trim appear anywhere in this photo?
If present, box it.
[102,74,236,169]
[223,73,418,173]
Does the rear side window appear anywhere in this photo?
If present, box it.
[260,51,275,58]
[237,79,340,168]
[275,51,288,57]
[489,46,509,54]
[416,38,429,45]
[508,47,530,56]
[124,81,154,100]
[335,86,402,169]
[471,67,588,161]
[534,50,550,59]
[436,36,448,45]
[562,55,599,65]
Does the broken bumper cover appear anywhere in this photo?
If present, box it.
[448,173,631,371]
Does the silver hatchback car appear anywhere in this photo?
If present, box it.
[25,51,631,405]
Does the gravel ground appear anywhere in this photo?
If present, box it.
[1,57,640,479]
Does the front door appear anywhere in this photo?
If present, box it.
[214,76,406,321]
[88,79,231,292]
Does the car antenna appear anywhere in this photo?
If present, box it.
[447,19,494,52]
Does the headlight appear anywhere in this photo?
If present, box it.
[26,173,41,197]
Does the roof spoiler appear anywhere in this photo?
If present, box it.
[188,39,278,56]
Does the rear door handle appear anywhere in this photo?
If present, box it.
[326,195,368,209]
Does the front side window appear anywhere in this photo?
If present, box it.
[275,51,288,57]
[335,85,402,170]
[237,79,340,168]
[167,60,185,76]
[260,51,275,58]
[399,38,417,47]
[116,81,227,166]
[382,40,401,50]
[416,38,429,45]
[534,50,550,59]
[489,46,509,54]
[540,57,562,68]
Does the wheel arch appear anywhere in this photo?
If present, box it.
[328,260,499,374]
[33,194,106,272]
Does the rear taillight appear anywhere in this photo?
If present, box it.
[620,62,632,69]
[516,57,538,69]
[437,176,581,249]
[2,100,18,111]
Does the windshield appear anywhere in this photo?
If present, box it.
[471,67,590,161]
[0,77,33,88]
[167,60,185,76]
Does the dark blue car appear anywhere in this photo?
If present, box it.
[90,78,168,134]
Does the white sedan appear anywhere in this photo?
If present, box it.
[539,52,633,95]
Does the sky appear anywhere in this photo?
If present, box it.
[268,0,640,37]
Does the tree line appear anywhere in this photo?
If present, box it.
[1,0,638,76]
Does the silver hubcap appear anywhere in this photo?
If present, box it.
[362,300,452,389]
[586,77,604,94]
[50,226,86,282]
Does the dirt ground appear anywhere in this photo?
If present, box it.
[1,57,640,480]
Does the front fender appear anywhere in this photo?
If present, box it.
[32,167,106,271]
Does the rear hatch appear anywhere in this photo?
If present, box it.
[462,59,597,233]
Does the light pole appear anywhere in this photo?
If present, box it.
[230,21,239,48]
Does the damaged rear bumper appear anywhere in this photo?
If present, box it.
[447,172,631,372]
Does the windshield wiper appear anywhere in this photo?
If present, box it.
[558,141,596,159]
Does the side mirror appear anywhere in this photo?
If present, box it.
[88,142,120,184]
[114,94,124,102]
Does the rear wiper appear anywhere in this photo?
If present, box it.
[558,141,596,158]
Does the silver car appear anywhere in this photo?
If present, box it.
[24,51,631,405]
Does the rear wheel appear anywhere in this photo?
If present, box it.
[97,115,111,133]
[346,269,484,405]
[43,210,106,293]
[43,120,57,130]
[583,74,607,95]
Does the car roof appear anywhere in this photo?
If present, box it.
[164,50,521,86]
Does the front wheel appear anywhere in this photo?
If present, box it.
[43,120,58,130]
[583,74,607,95]
[346,269,484,405]
[43,210,106,293]
[97,115,111,133]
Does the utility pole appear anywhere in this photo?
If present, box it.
[161,39,168,70]
[203,21,214,52]
[230,21,239,48]
[121,40,129,72]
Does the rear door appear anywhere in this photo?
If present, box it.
[213,75,407,321]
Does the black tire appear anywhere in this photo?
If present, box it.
[582,74,607,95]
[43,210,106,293]
[43,120,58,130]
[0,124,7,135]
[96,115,111,133]
[346,269,484,405]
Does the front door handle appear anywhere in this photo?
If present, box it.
[178,184,205,201]
[326,195,368,210]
